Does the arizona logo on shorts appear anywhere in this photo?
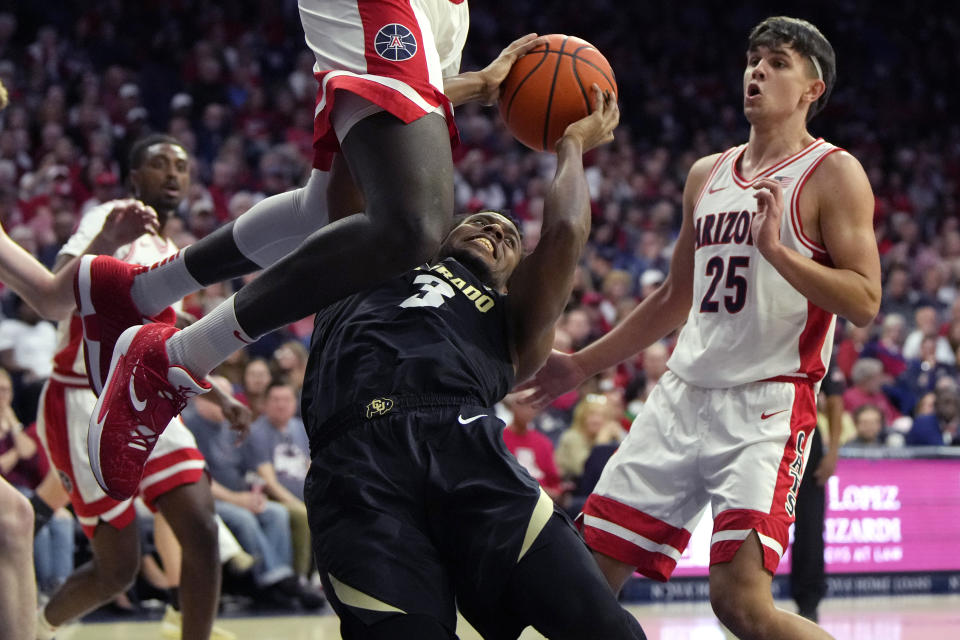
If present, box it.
[374,23,418,61]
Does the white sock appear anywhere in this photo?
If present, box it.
[232,169,330,268]
[131,250,203,317]
[36,607,57,640]
[165,295,255,377]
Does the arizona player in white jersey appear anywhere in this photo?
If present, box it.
[28,136,237,640]
[520,16,880,640]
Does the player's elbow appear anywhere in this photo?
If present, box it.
[848,290,881,328]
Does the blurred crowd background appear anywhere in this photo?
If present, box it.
[1,0,959,615]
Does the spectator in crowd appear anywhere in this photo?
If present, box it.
[902,305,955,364]
[243,382,312,580]
[561,307,596,351]
[597,269,634,329]
[213,348,249,392]
[843,358,901,426]
[635,342,669,406]
[0,295,56,423]
[236,357,272,420]
[842,404,899,449]
[271,341,308,402]
[879,264,918,320]
[638,268,665,301]
[906,379,960,446]
[834,323,871,382]
[891,334,958,415]
[861,314,907,379]
[555,393,623,482]
[500,393,566,502]
[179,381,324,610]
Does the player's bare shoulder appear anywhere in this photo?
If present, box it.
[810,149,871,202]
[683,152,725,205]
[798,149,874,246]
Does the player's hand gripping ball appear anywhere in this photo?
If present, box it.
[498,34,617,152]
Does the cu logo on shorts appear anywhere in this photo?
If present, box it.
[374,23,418,61]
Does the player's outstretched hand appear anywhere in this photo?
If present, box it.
[102,199,160,247]
[559,84,619,153]
[476,33,548,106]
[513,350,588,411]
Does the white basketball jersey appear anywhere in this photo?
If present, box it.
[668,139,841,388]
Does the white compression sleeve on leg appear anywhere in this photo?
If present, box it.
[232,169,331,268]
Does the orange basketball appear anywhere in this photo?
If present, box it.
[498,34,617,152]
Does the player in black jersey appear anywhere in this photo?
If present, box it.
[300,87,643,640]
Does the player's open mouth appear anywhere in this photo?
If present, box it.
[470,236,496,258]
[747,83,761,97]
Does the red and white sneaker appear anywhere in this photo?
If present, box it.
[88,323,210,500]
[74,254,176,394]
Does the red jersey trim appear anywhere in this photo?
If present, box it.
[730,138,824,189]
[797,300,834,382]
[789,147,842,254]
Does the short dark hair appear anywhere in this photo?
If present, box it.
[748,16,836,121]
[128,134,187,170]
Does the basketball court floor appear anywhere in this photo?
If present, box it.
[52,594,960,639]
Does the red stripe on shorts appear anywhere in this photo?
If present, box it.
[584,493,692,550]
[140,467,206,511]
[581,523,677,582]
[142,446,205,477]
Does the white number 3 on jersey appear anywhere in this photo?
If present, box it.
[399,274,455,309]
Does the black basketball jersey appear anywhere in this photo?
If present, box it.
[302,257,516,431]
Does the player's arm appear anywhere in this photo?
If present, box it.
[515,153,714,407]
[508,87,618,382]
[751,152,881,327]
[0,226,68,320]
[443,33,546,107]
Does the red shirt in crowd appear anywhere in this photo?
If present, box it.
[502,425,562,495]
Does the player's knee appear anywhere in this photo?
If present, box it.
[372,210,446,263]
[586,609,647,640]
[710,586,772,639]
[183,510,219,557]
[96,555,140,594]
[0,488,34,550]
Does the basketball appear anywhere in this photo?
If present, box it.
[498,34,617,152]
